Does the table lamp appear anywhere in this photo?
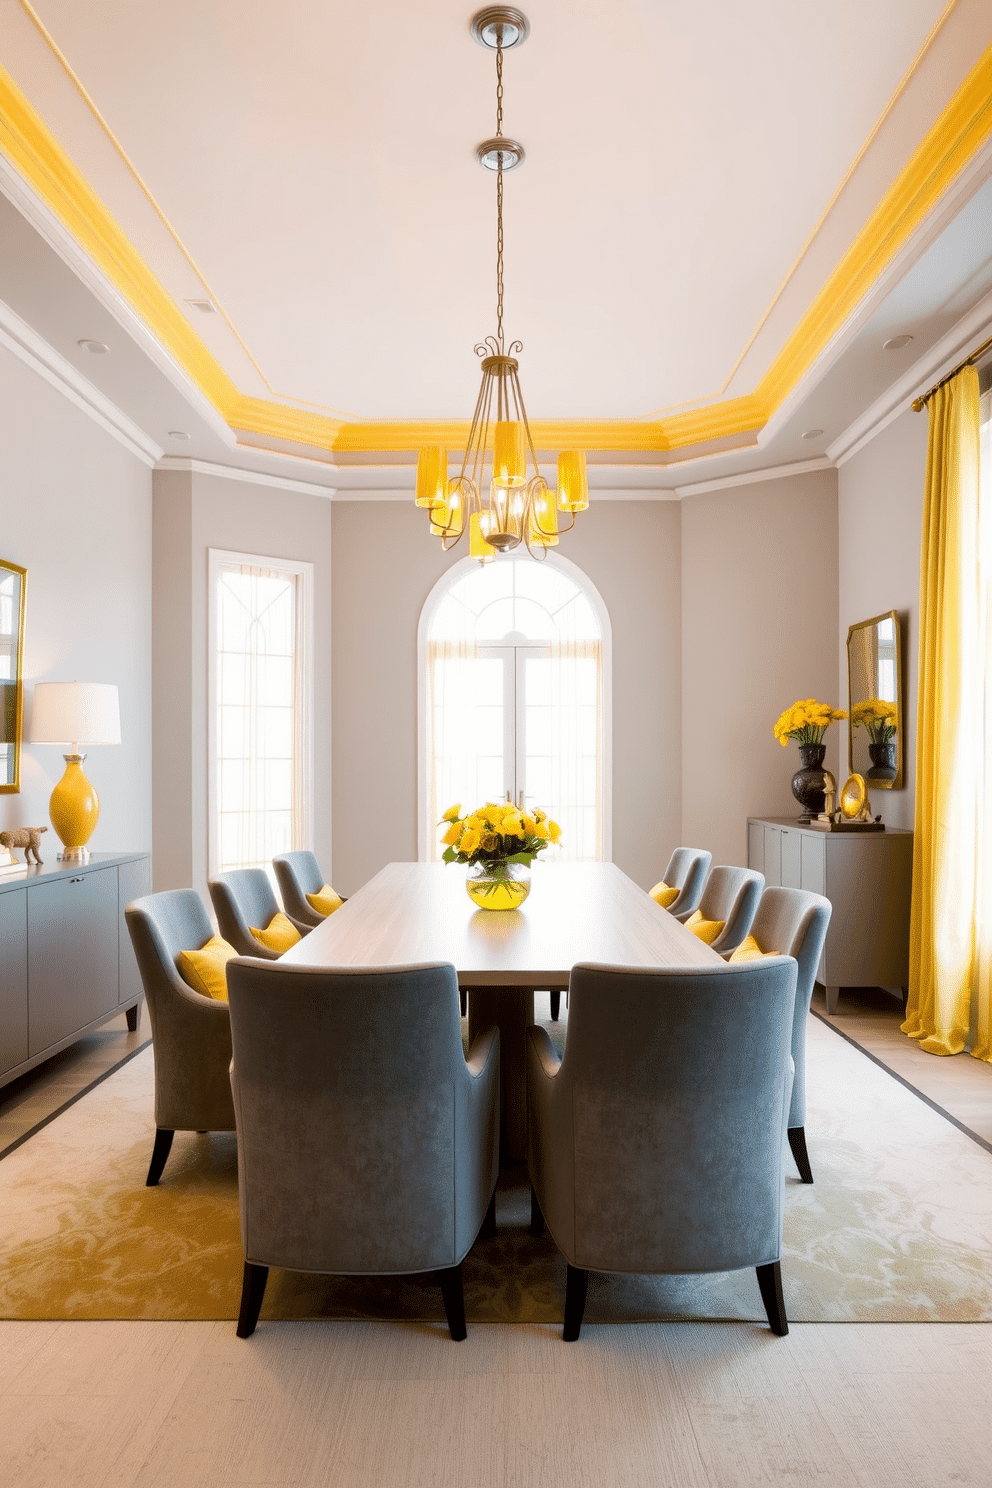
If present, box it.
[30,682,121,862]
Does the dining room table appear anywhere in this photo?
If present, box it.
[281,859,725,1159]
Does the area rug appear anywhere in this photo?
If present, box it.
[2,1016,991,1323]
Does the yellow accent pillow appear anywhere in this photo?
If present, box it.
[306,884,343,917]
[250,912,302,954]
[649,881,679,909]
[729,934,777,963]
[177,935,236,1001]
[685,909,725,945]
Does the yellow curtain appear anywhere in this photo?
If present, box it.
[903,365,986,1056]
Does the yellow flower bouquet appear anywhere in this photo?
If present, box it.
[773,698,847,748]
[440,801,561,909]
[850,698,897,744]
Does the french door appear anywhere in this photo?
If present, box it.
[478,643,550,814]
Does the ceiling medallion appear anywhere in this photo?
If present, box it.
[416,8,588,562]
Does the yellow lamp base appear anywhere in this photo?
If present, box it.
[49,753,100,861]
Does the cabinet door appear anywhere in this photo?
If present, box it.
[763,826,781,886]
[780,827,802,888]
[118,858,151,1006]
[0,888,28,1074]
[747,822,764,875]
[28,867,119,1055]
[800,833,825,896]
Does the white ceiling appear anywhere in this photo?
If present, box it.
[0,0,990,489]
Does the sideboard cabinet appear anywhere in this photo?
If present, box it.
[0,852,151,1088]
[747,818,913,1013]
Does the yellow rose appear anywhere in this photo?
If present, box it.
[441,822,462,847]
[459,827,481,855]
[548,820,562,842]
[481,832,499,852]
[522,813,537,832]
[533,822,550,841]
[441,804,461,822]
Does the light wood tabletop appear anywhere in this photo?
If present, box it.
[282,860,722,1158]
[281,860,722,984]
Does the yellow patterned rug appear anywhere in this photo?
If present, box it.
[2,1017,991,1324]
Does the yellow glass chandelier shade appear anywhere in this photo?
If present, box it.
[49,755,100,852]
[557,450,589,512]
[493,421,526,487]
[430,484,465,537]
[529,488,559,547]
[415,446,448,508]
[469,511,496,562]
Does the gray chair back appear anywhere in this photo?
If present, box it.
[660,847,711,915]
[272,850,326,928]
[208,868,284,958]
[527,957,797,1280]
[124,889,235,1136]
[679,864,764,953]
[747,886,831,1132]
[226,958,499,1277]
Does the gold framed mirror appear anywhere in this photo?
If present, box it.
[847,609,902,790]
[0,559,27,793]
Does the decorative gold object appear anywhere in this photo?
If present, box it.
[840,773,871,821]
[417,9,588,562]
[0,558,27,794]
[847,611,902,789]
[0,826,47,864]
[817,772,837,821]
[30,682,121,861]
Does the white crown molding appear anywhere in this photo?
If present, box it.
[829,290,992,467]
[0,294,162,465]
[155,456,337,498]
[674,456,834,498]
[0,155,237,449]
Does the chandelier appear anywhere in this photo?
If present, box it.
[415,6,589,562]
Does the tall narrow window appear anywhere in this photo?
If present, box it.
[208,551,313,876]
[419,556,611,862]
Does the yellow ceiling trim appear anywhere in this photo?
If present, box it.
[756,41,992,412]
[0,64,240,418]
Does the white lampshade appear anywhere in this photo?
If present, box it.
[31,682,121,746]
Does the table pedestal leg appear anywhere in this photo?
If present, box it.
[469,986,534,1162]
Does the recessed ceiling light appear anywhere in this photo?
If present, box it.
[77,338,109,354]
[185,299,216,314]
[883,334,914,351]
[801,428,824,440]
[168,430,191,441]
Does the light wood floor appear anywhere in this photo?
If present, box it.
[2,990,991,1487]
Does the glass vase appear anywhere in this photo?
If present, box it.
[465,858,531,911]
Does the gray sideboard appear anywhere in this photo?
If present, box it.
[747,817,913,1014]
[0,851,151,1088]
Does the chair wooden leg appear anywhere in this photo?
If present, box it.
[563,1264,589,1341]
[756,1261,789,1336]
[236,1262,270,1338]
[438,1263,467,1341]
[145,1128,174,1187]
[549,990,560,1022]
[125,1001,141,1032]
[460,988,467,1018]
[529,1186,545,1238]
[478,1187,497,1240]
[788,1125,814,1184]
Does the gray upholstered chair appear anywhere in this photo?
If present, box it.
[208,868,308,959]
[674,863,764,954]
[652,847,712,916]
[124,889,236,1186]
[527,957,798,1339]
[733,886,832,1184]
[272,850,341,929]
[226,958,500,1340]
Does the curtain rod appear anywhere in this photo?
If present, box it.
[912,332,992,411]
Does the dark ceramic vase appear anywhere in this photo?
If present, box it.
[867,739,897,781]
[791,743,828,821]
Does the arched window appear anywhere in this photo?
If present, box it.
[419,555,611,862]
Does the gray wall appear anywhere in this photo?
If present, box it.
[331,500,682,894]
[837,408,928,829]
[681,470,840,866]
[0,343,152,855]
[152,469,333,902]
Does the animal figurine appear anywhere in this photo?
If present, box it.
[0,826,47,864]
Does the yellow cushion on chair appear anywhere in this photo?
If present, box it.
[306,884,344,917]
[250,912,302,954]
[649,881,679,909]
[177,936,237,1000]
[685,909,725,945]
[729,934,777,963]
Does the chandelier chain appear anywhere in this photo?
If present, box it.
[495,38,504,353]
